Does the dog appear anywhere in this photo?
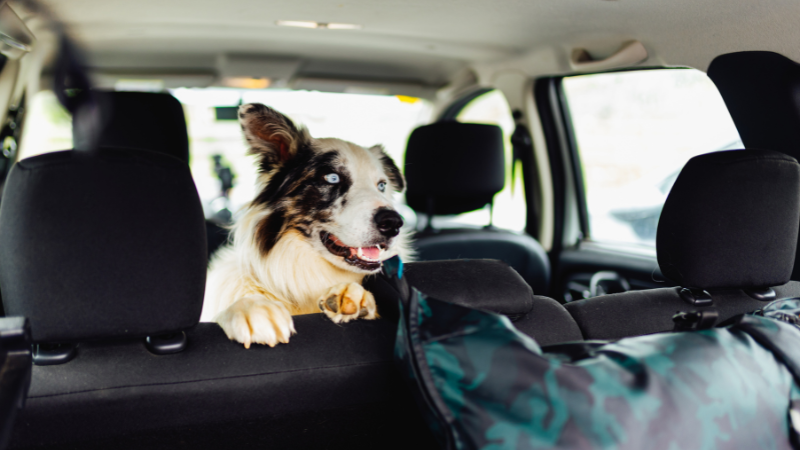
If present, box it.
[200,103,410,348]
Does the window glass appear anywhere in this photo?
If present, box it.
[171,88,433,224]
[562,69,741,249]
[18,90,72,160]
[440,89,525,231]
[17,88,433,228]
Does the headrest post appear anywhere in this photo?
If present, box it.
[424,196,435,232]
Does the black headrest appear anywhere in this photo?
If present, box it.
[405,122,505,215]
[73,91,189,162]
[0,149,207,343]
[708,52,800,159]
[707,52,800,281]
[656,149,800,290]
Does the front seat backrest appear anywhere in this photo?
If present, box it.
[404,121,550,294]
[0,148,207,343]
[72,90,230,256]
[565,149,800,339]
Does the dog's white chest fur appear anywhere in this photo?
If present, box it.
[202,228,364,320]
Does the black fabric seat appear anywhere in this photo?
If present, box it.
[0,149,208,343]
[0,147,581,448]
[8,262,581,450]
[405,121,551,295]
[72,90,230,257]
[565,149,800,340]
[706,51,800,282]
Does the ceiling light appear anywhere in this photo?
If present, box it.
[276,20,319,29]
[326,23,362,30]
[276,20,362,30]
[222,77,271,89]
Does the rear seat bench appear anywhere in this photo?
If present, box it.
[0,148,581,449]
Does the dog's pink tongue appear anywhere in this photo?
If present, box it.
[360,246,381,260]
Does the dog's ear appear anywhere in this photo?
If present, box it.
[239,103,310,170]
[370,145,405,192]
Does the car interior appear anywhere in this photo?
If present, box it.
[1,0,800,448]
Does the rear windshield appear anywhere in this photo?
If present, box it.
[19,88,433,225]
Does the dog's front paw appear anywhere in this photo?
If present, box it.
[216,296,295,348]
[318,282,378,323]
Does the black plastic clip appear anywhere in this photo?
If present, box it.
[679,288,713,306]
[33,343,78,366]
[673,310,719,331]
[744,287,777,302]
[145,331,187,355]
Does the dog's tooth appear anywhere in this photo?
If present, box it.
[357,247,364,259]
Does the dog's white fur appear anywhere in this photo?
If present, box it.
[201,110,409,348]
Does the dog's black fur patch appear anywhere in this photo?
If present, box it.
[370,145,404,192]
[251,148,354,255]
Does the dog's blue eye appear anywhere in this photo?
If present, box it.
[324,174,340,184]
[378,182,387,192]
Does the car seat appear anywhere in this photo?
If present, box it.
[71,90,230,257]
[707,51,800,282]
[404,121,551,294]
[0,146,580,448]
[564,149,800,339]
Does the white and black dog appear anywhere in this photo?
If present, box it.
[201,103,410,348]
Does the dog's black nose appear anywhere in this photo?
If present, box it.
[374,209,403,237]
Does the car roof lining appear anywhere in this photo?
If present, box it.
[15,0,800,93]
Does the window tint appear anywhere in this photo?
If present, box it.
[562,69,741,249]
[437,89,525,231]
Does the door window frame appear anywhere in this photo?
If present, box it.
[539,67,717,259]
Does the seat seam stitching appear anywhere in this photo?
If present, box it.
[27,360,389,399]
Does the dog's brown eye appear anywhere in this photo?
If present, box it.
[377,181,386,192]
[324,174,340,184]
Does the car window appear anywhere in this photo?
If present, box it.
[18,90,72,160]
[171,88,433,224]
[17,88,433,226]
[438,89,525,232]
[562,69,741,250]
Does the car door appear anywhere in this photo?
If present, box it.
[534,68,743,302]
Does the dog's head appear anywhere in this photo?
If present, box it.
[239,103,406,274]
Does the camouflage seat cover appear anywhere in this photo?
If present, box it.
[387,257,800,450]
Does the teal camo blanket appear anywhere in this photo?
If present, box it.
[386,257,800,450]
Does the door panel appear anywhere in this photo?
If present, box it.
[556,245,674,303]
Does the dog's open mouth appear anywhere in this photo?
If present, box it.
[321,232,385,271]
